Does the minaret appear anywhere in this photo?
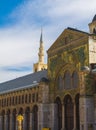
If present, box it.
[38,28,44,63]
[33,29,47,72]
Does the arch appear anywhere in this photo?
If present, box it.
[55,97,62,130]
[93,28,96,34]
[75,94,80,130]
[12,109,17,130]
[72,71,79,88]
[25,107,30,130]
[64,70,71,89]
[32,105,38,130]
[19,107,23,115]
[64,95,74,130]
[57,75,64,90]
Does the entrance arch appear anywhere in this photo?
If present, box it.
[32,105,38,130]
[64,95,74,130]
[55,97,62,130]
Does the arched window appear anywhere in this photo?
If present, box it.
[72,71,79,88]
[25,94,27,103]
[93,28,96,34]
[22,95,24,104]
[32,93,35,102]
[64,71,71,89]
[57,75,64,90]
[36,93,38,102]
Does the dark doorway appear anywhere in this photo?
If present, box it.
[75,94,80,130]
[64,95,74,130]
[25,107,30,130]
[32,105,38,130]
[55,97,62,130]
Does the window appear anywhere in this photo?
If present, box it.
[72,71,79,88]
[57,75,64,90]
[64,71,71,89]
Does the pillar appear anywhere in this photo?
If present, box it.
[23,114,25,130]
[61,104,66,130]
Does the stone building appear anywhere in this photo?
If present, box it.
[0,15,96,130]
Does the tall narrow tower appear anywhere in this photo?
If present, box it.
[38,28,44,63]
[33,29,47,72]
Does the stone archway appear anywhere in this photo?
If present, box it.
[32,105,38,130]
[64,95,74,130]
[55,97,62,130]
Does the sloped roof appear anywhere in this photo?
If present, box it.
[0,70,47,94]
[67,27,89,34]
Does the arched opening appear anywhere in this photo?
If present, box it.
[55,97,62,130]
[25,107,30,130]
[6,109,10,130]
[1,110,5,130]
[75,94,80,130]
[72,71,79,88]
[64,95,74,130]
[32,105,38,130]
[57,75,64,90]
[64,71,71,89]
[93,28,96,34]
[12,109,17,130]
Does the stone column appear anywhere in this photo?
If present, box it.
[61,104,66,130]
[73,103,77,130]
[23,114,25,130]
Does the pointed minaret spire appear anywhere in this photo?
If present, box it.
[38,28,44,63]
[33,28,47,72]
[40,27,43,43]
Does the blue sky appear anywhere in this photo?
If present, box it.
[0,0,96,82]
[0,0,24,26]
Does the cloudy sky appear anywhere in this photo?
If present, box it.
[0,0,96,83]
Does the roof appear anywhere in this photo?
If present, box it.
[92,15,96,22]
[67,27,89,34]
[0,70,47,94]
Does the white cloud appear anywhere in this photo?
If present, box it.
[0,0,96,82]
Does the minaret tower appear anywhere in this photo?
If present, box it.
[33,29,47,72]
[38,28,44,63]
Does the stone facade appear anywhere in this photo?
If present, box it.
[0,15,96,130]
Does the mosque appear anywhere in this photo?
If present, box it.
[0,15,96,130]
